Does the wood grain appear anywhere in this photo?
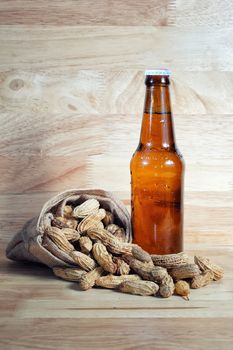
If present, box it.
[0,26,233,70]
[1,0,233,347]
[1,112,232,194]
[0,244,232,348]
[0,192,232,244]
[0,0,172,26]
[175,0,233,27]
[2,70,233,115]
[1,246,232,314]
[1,318,232,350]
[1,0,233,27]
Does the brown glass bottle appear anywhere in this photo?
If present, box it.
[130,70,184,254]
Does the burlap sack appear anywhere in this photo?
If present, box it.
[6,189,132,268]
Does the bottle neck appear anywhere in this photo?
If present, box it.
[139,81,176,150]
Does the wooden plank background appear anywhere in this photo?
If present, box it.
[0,0,233,248]
[1,2,233,349]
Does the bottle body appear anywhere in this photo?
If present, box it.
[131,70,184,254]
[131,146,184,254]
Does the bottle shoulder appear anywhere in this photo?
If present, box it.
[131,147,184,171]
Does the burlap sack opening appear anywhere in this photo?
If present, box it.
[6,189,132,268]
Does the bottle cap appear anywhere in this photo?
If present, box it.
[145,69,171,76]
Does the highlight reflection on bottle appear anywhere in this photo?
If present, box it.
[130,69,184,254]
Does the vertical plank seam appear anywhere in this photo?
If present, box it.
[167,0,176,26]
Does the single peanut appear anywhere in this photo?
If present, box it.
[79,267,104,290]
[175,280,190,300]
[194,256,224,281]
[53,267,86,282]
[191,270,214,289]
[78,210,105,233]
[150,266,169,283]
[73,199,100,218]
[92,242,116,274]
[151,252,190,268]
[79,236,93,254]
[69,251,96,271]
[131,244,152,263]
[61,228,80,242]
[96,274,141,289]
[159,275,175,298]
[118,280,159,296]
[169,264,201,280]
[45,226,74,253]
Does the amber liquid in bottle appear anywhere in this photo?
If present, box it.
[130,72,184,254]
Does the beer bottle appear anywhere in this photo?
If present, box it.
[130,69,184,254]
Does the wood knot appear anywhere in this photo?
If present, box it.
[68,104,77,111]
[9,79,24,91]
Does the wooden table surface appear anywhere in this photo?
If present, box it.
[0,193,232,350]
[1,244,233,349]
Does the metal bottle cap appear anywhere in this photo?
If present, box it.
[145,69,171,76]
